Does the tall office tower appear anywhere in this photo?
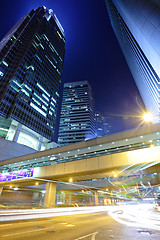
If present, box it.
[105,0,160,122]
[58,81,96,145]
[0,7,65,150]
[95,112,111,137]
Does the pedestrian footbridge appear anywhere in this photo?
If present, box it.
[0,123,160,207]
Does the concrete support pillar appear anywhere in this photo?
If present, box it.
[43,182,57,208]
[68,194,72,205]
[93,191,99,206]
[0,187,3,196]
[13,123,22,142]
[38,136,43,151]
[62,192,65,204]
[89,196,92,205]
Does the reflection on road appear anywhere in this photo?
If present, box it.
[1,203,160,233]
[109,203,160,230]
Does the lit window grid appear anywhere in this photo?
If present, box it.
[0,7,65,140]
[58,82,96,145]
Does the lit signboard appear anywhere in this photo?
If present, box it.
[0,169,34,182]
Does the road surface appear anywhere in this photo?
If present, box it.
[0,206,160,239]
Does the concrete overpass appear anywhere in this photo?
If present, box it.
[1,123,160,207]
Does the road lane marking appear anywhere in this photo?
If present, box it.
[75,216,107,224]
[2,226,55,238]
[65,224,75,227]
[0,224,13,227]
[91,232,98,240]
[74,232,98,240]
[2,221,74,237]
[1,219,66,226]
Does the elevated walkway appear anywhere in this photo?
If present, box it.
[1,123,160,207]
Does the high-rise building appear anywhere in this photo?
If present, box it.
[58,81,96,145]
[95,112,111,137]
[105,0,160,122]
[0,6,65,150]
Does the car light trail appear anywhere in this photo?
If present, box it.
[0,206,111,222]
[109,203,160,230]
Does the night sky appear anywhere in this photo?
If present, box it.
[0,0,145,134]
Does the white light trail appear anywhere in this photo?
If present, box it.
[0,206,110,222]
[109,203,160,231]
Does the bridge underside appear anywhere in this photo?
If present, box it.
[0,160,160,190]
[1,124,160,206]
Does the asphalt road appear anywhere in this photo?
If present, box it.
[0,210,159,240]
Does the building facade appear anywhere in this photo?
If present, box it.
[58,81,96,145]
[106,0,160,122]
[0,6,65,150]
[95,112,111,137]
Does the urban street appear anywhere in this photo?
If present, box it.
[0,205,160,239]
[0,0,160,239]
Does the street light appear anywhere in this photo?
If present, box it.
[69,177,73,183]
[142,112,153,123]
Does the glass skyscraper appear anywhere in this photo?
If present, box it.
[58,81,96,145]
[0,6,65,150]
[106,0,160,122]
[95,112,111,137]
